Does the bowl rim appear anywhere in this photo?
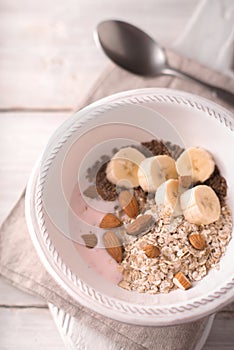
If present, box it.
[25,87,234,325]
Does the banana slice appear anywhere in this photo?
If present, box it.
[156,155,178,179]
[155,179,182,216]
[180,185,220,225]
[138,155,178,192]
[176,147,215,183]
[106,147,145,188]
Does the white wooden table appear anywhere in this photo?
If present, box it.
[0,0,234,348]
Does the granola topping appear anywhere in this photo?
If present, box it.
[120,204,232,294]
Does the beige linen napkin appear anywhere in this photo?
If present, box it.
[0,50,234,350]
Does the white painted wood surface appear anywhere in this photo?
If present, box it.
[0,0,197,109]
[0,112,69,222]
[0,308,65,350]
[0,0,234,349]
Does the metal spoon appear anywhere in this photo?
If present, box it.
[95,20,234,106]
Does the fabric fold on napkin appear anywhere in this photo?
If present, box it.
[0,49,234,350]
[80,50,234,109]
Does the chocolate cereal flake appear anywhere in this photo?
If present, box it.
[141,140,172,157]
[204,166,227,204]
[96,163,117,201]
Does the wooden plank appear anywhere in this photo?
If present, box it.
[0,0,197,109]
[0,308,65,350]
[0,277,46,307]
[204,314,234,349]
[0,112,69,223]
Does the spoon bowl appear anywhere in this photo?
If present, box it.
[96,20,167,76]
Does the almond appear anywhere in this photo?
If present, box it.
[126,214,155,236]
[173,272,192,290]
[118,280,131,290]
[103,231,123,263]
[189,232,206,250]
[83,185,99,199]
[119,190,139,218]
[143,244,160,258]
[99,213,122,228]
[81,234,97,249]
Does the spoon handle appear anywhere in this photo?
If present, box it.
[163,67,234,106]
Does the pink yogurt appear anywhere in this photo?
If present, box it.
[69,185,122,284]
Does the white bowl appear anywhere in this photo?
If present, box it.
[26,88,234,326]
